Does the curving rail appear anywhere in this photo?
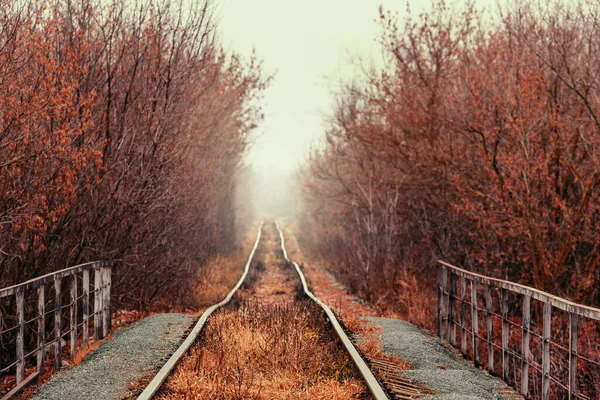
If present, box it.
[137,222,264,400]
[137,221,389,399]
[275,221,389,400]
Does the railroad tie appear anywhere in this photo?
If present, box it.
[369,357,431,399]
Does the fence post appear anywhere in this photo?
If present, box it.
[37,285,46,374]
[101,265,110,337]
[54,279,62,369]
[107,265,112,330]
[542,302,552,400]
[471,280,479,367]
[448,271,456,346]
[438,266,443,338]
[521,294,531,397]
[501,288,509,382]
[485,284,494,373]
[568,312,578,400]
[16,288,24,384]
[83,269,90,344]
[0,308,2,386]
[460,276,467,356]
[439,266,448,340]
[70,274,78,357]
[94,267,103,340]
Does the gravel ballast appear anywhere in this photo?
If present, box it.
[32,313,194,400]
[366,317,519,400]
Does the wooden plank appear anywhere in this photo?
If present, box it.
[438,267,443,338]
[542,302,552,400]
[501,288,509,382]
[568,312,578,400]
[37,285,45,374]
[102,266,109,337]
[82,269,89,344]
[460,276,467,356]
[521,294,531,397]
[0,307,2,385]
[437,261,600,320]
[106,266,112,330]
[16,288,24,384]
[0,261,108,299]
[471,280,479,367]
[441,267,448,340]
[448,272,456,346]
[70,274,77,357]
[94,267,102,341]
[54,279,62,370]
[0,371,39,400]
[485,284,494,373]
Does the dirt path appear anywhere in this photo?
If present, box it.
[157,222,371,400]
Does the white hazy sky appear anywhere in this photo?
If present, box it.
[216,0,497,174]
[216,0,406,172]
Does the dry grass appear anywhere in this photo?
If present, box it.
[157,301,369,400]
[189,227,261,309]
[157,223,371,399]
[280,226,411,370]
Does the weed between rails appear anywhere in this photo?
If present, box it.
[157,300,370,399]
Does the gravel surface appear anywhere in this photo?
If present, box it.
[32,313,194,400]
[367,317,519,400]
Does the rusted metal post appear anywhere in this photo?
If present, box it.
[54,279,62,369]
[501,288,509,382]
[448,271,457,346]
[521,294,531,397]
[83,269,90,344]
[568,312,578,400]
[485,284,494,373]
[460,276,467,356]
[37,285,46,374]
[16,288,25,384]
[70,274,78,357]
[542,302,551,400]
[471,280,479,367]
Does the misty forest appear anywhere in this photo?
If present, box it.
[0,1,599,400]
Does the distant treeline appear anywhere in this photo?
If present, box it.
[0,0,267,307]
[300,0,600,324]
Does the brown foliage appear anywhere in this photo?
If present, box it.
[0,0,268,308]
[299,0,600,331]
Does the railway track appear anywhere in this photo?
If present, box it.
[137,221,390,399]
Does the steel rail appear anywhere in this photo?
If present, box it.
[137,222,264,400]
[275,222,389,400]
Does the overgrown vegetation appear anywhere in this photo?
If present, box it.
[0,0,268,308]
[155,223,370,399]
[158,302,369,400]
[300,0,600,328]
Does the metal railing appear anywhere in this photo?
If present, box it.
[437,261,600,400]
[0,261,113,399]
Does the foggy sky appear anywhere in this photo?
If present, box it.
[217,0,496,215]
[217,0,406,173]
[217,0,498,174]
